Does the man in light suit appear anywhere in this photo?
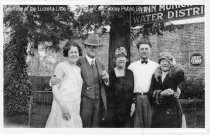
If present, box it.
[78,34,109,127]
[50,34,109,127]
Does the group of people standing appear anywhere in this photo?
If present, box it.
[45,34,187,128]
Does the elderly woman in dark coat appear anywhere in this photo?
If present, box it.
[106,47,134,128]
[148,52,186,128]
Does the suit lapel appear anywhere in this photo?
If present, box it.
[79,57,93,85]
[84,57,92,71]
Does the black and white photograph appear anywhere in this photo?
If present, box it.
[0,0,209,134]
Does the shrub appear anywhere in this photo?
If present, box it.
[4,11,31,116]
[179,77,205,99]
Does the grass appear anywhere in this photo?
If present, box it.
[4,113,29,128]
[4,99,205,128]
[29,103,52,128]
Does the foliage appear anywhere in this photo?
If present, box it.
[76,5,176,34]
[4,9,31,116]
[130,22,176,41]
[3,5,77,116]
[29,76,51,92]
[179,78,205,99]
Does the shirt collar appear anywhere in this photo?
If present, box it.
[86,55,96,65]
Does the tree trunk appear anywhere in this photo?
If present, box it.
[108,17,131,72]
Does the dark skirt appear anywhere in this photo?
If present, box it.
[151,98,183,128]
[106,107,133,128]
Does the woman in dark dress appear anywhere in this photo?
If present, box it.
[106,47,134,128]
[148,52,186,128]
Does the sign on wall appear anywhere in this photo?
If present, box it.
[189,52,204,68]
[128,5,205,25]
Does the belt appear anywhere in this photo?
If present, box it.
[135,92,148,96]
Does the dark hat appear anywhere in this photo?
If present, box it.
[83,34,103,46]
[115,47,127,57]
[159,52,173,64]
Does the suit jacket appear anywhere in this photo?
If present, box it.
[77,57,107,117]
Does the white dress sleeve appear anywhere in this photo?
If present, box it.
[52,63,67,108]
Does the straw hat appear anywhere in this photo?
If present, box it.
[83,34,103,46]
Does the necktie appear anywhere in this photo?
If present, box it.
[141,60,148,64]
[91,60,95,67]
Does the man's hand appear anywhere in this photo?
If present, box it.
[174,87,181,98]
[101,70,109,85]
[50,76,61,86]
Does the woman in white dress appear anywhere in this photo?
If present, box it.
[46,41,83,128]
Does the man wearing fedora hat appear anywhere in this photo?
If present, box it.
[78,34,109,127]
[50,34,109,128]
